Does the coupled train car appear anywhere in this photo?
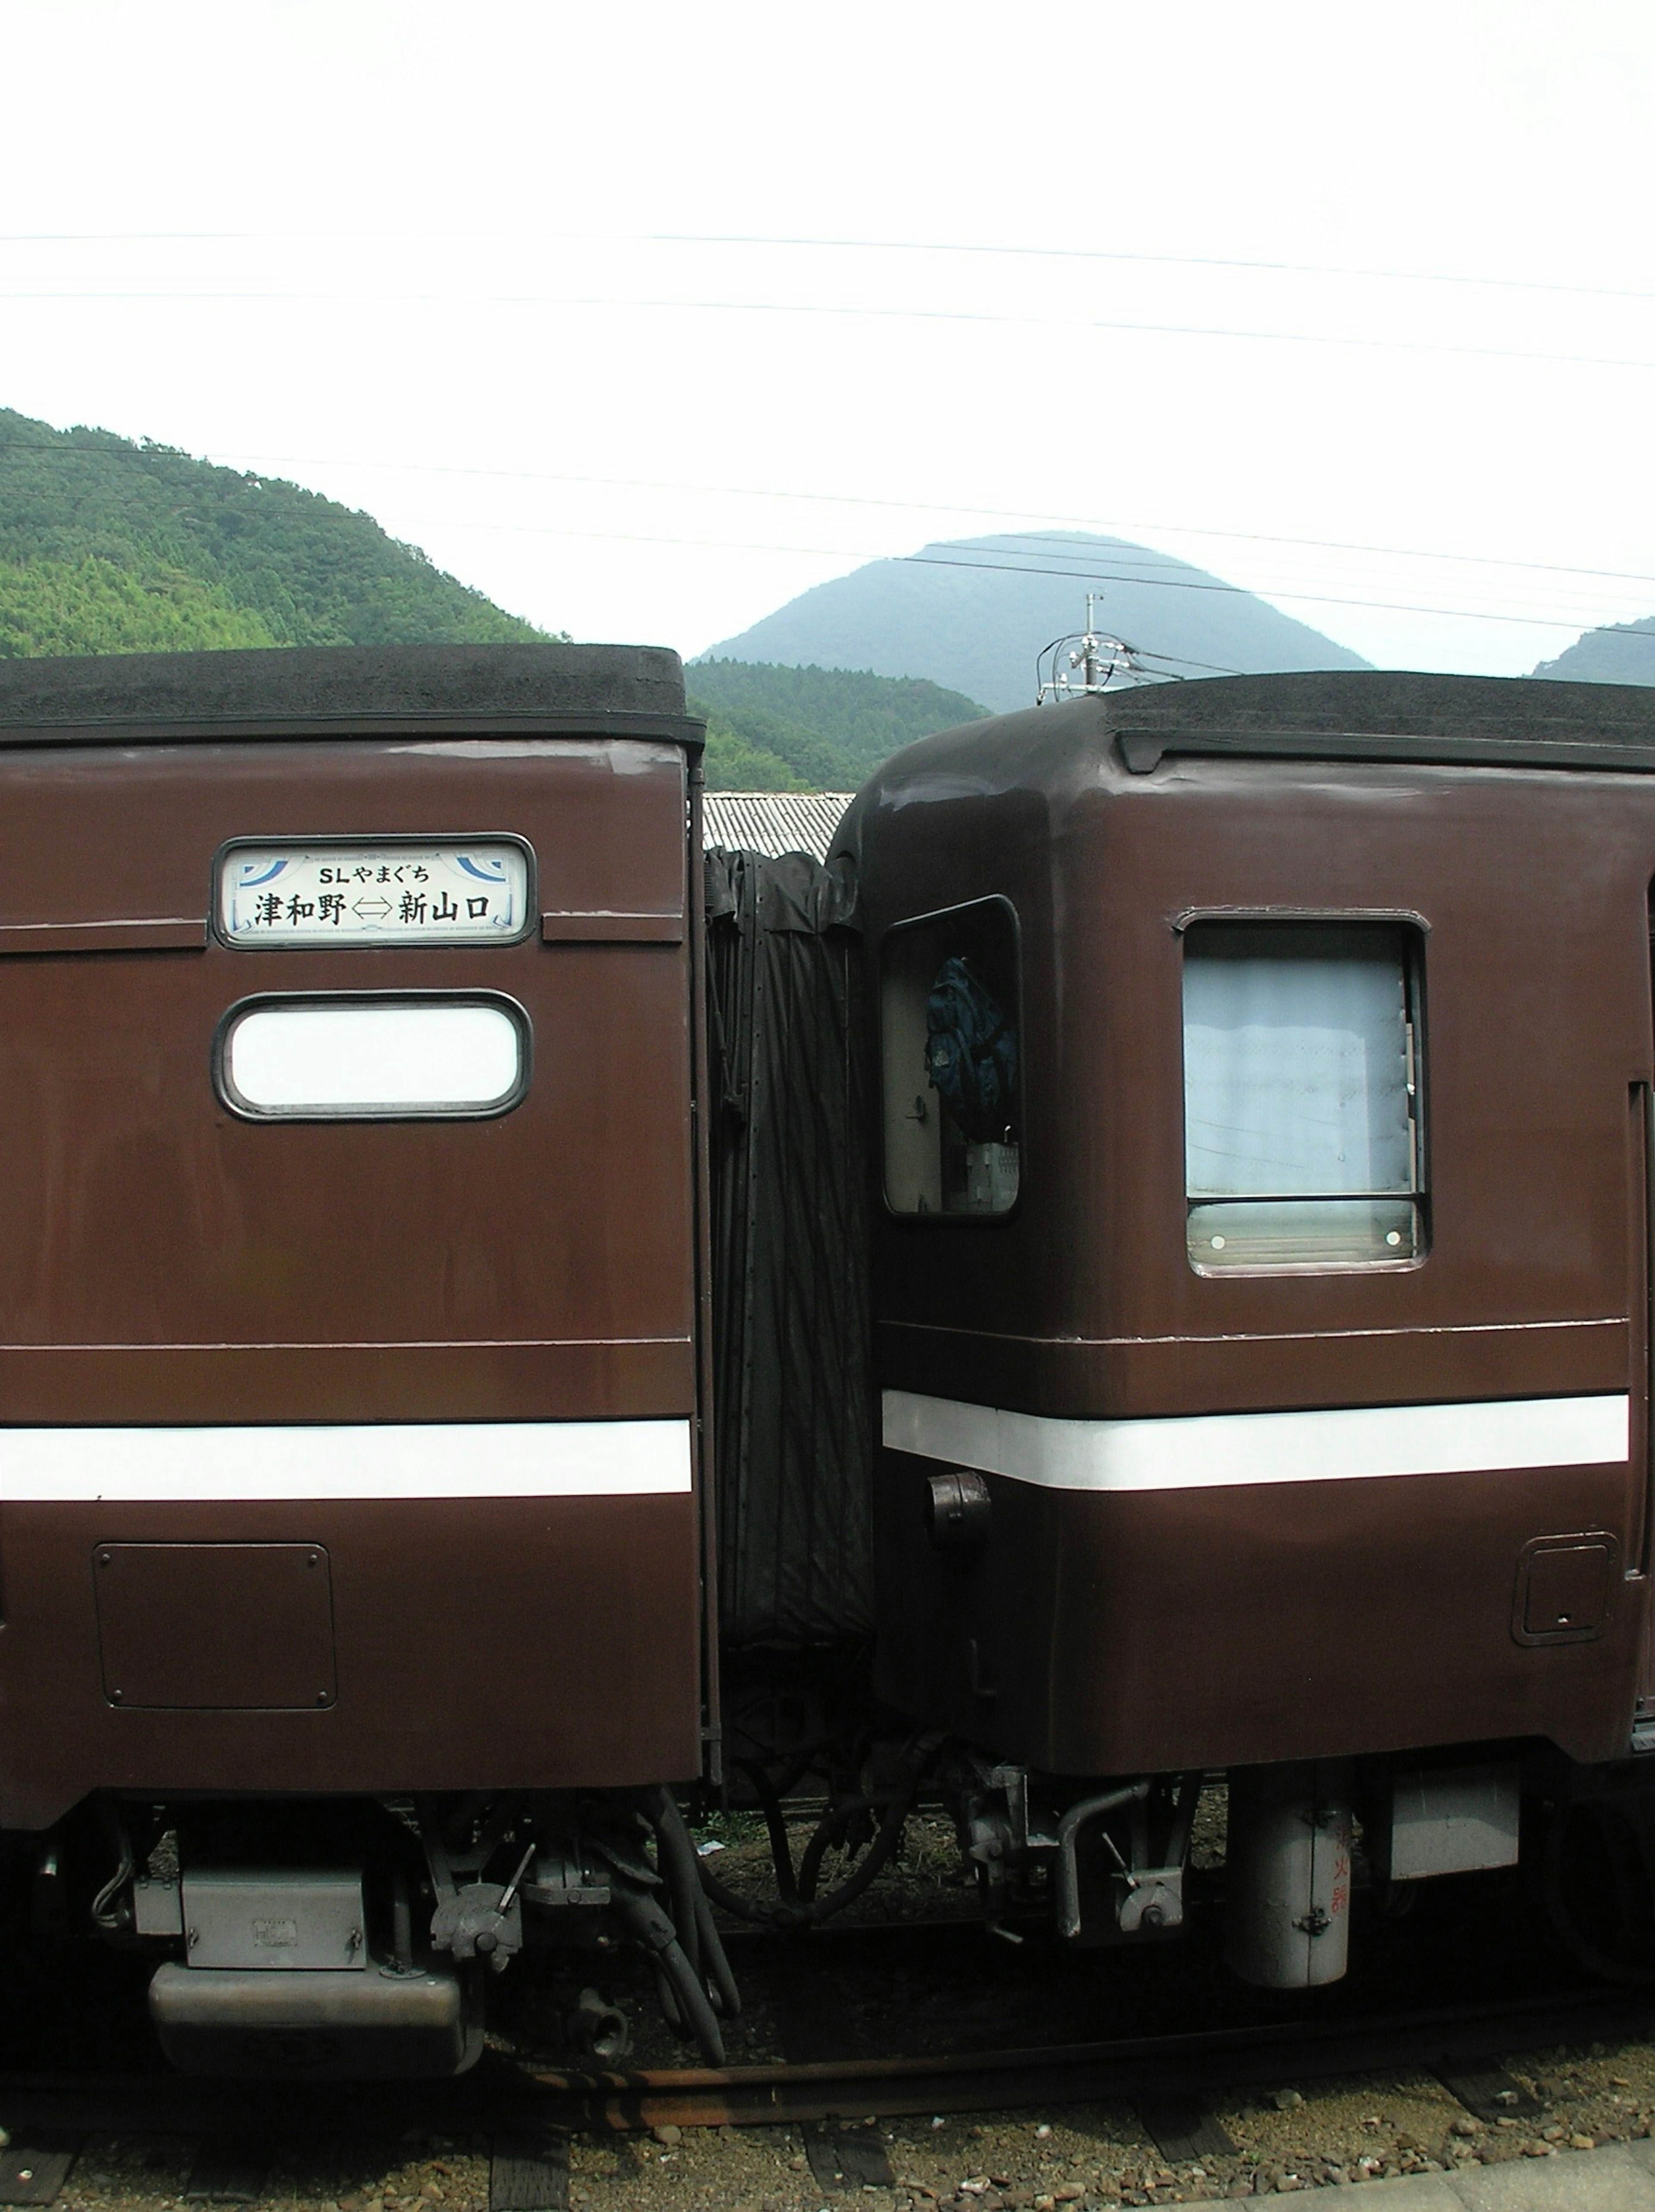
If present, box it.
[6,645,1655,2075]
[839,669,1655,1991]
[0,647,730,2075]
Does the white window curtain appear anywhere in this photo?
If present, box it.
[1183,925,1417,1268]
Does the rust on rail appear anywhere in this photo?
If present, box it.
[525,1989,1655,2131]
[0,1990,1652,2140]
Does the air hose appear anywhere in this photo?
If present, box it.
[698,1737,936,1932]
[610,1881,725,2066]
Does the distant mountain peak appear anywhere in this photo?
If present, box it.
[703,530,1367,714]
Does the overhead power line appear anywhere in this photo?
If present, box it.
[898,548,1648,637]
[4,287,1655,376]
[642,233,1655,308]
[1,228,1652,308]
[0,430,1648,640]
[136,449,1655,595]
[14,428,1653,604]
[0,231,255,244]
[384,515,1652,638]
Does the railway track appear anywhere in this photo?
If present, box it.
[3,1902,1654,2206]
[526,1984,1655,2131]
[0,1983,1649,2141]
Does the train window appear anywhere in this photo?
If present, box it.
[881,899,1021,1218]
[216,993,529,1121]
[1183,921,1422,1270]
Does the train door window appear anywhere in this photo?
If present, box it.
[882,899,1021,1218]
[1183,921,1423,1270]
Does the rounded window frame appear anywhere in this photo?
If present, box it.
[213,988,534,1124]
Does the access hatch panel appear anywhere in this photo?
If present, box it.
[94,1541,337,1710]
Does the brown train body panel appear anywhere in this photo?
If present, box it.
[842,680,1655,1778]
[14,653,1655,1853]
[2,1496,700,1830]
[0,650,710,1831]
[877,1454,1636,1772]
[0,1339,694,1427]
[877,1316,1630,1421]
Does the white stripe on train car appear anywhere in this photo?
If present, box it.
[882,1390,1630,1493]
[0,1418,693,1502]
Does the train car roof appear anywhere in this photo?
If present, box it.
[835,672,1655,849]
[1102,668,1655,775]
[0,643,702,746]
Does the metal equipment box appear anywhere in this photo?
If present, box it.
[181,1868,366,1969]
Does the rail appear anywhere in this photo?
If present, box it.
[0,1985,1652,2140]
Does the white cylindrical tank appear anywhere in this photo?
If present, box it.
[1224,1760,1354,1988]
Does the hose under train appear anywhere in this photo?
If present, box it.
[697,1737,935,1931]
[609,1880,726,2066]
[637,1786,741,2062]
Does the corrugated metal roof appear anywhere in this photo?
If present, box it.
[702,791,854,861]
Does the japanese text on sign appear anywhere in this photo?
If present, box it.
[219,843,531,947]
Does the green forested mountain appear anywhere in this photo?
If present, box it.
[1,406,999,792]
[0,407,550,656]
[690,658,987,791]
[0,554,280,657]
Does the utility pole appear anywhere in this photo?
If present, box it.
[1081,592,1102,694]
[1037,591,1149,703]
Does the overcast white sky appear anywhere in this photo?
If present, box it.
[3,0,1654,673]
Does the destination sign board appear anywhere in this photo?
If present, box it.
[218,842,531,948]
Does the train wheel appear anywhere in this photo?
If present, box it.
[1536,1796,1655,1983]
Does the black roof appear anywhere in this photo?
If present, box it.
[834,670,1655,866]
[0,644,699,744]
[1103,669,1655,774]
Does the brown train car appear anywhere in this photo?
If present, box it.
[0,644,731,2073]
[835,670,1655,1987]
[19,650,1655,2074]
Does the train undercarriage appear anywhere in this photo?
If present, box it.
[13,1734,1655,2080]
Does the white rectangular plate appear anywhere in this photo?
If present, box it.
[219,843,530,947]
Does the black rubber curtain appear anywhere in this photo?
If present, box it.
[704,848,875,1653]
